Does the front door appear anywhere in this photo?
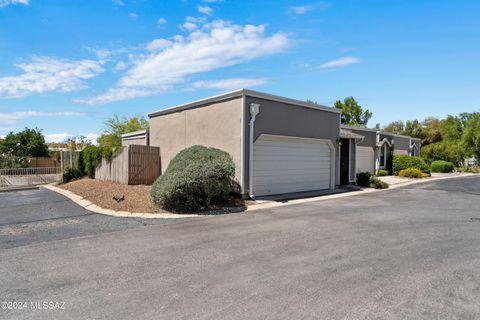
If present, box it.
[340,138,350,185]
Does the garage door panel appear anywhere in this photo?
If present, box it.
[253,135,332,196]
[356,146,374,173]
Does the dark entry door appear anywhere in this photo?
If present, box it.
[340,138,350,185]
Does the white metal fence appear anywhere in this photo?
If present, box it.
[0,167,62,188]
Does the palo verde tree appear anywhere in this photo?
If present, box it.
[334,97,372,127]
[0,127,49,157]
[97,114,149,149]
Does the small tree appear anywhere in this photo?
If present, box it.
[97,114,149,149]
[334,97,372,127]
[0,127,49,157]
[383,120,405,134]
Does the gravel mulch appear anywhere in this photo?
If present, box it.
[59,178,163,213]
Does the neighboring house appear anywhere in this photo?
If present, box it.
[341,125,421,174]
[121,130,149,147]
[148,89,343,198]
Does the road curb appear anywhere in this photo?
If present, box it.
[0,185,40,193]
[42,184,199,219]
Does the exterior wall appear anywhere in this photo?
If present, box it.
[411,139,421,156]
[342,126,377,174]
[243,96,341,191]
[350,140,356,182]
[149,97,243,185]
[122,137,147,147]
[393,135,410,153]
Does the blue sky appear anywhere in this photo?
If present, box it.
[0,0,479,142]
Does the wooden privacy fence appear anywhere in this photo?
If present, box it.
[94,145,161,185]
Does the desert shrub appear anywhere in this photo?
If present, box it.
[377,169,389,176]
[356,172,372,187]
[398,167,424,178]
[369,176,389,189]
[62,167,84,183]
[392,155,429,175]
[151,145,235,212]
[430,160,454,173]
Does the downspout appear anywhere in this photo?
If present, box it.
[248,103,260,199]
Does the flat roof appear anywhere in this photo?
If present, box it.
[148,88,342,118]
[121,130,148,139]
[340,124,378,133]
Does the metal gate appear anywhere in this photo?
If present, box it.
[0,167,62,189]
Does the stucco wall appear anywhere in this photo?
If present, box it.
[346,127,377,148]
[149,97,243,184]
[243,96,341,189]
[122,137,147,147]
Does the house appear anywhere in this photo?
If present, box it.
[341,125,422,173]
[147,89,347,198]
[129,89,423,197]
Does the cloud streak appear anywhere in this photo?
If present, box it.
[319,56,362,69]
[0,57,104,98]
[0,111,86,124]
[190,78,268,90]
[0,0,29,8]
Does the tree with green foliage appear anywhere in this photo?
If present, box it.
[0,127,49,157]
[97,114,149,149]
[382,120,405,135]
[334,97,372,127]
[462,114,480,160]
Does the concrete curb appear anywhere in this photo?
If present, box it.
[0,185,39,193]
[42,185,199,219]
[245,173,477,212]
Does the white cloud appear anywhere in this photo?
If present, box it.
[202,0,223,3]
[0,56,104,98]
[319,56,362,69]
[44,132,98,144]
[190,78,268,90]
[112,0,124,6]
[0,0,29,8]
[0,111,85,125]
[198,5,213,15]
[129,12,138,19]
[157,17,167,26]
[145,38,172,51]
[77,20,288,105]
[113,61,129,71]
[288,5,310,14]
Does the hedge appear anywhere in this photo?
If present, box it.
[392,155,430,175]
[377,169,389,176]
[151,145,235,212]
[430,160,454,173]
[356,172,389,189]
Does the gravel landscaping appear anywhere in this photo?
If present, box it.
[59,178,162,213]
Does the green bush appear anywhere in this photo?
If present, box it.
[430,160,454,173]
[356,172,372,187]
[62,167,84,183]
[377,169,389,176]
[392,155,429,175]
[151,145,235,212]
[369,176,389,189]
[456,166,480,173]
[398,167,424,178]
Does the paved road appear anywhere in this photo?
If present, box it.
[0,188,185,249]
[1,176,480,319]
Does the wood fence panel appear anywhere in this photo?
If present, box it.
[94,145,160,185]
[128,145,161,185]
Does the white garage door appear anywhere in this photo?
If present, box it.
[252,135,332,197]
[356,146,374,173]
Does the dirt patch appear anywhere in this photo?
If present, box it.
[58,178,247,215]
[59,178,163,213]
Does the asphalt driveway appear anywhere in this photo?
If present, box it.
[0,188,184,249]
[1,176,480,319]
